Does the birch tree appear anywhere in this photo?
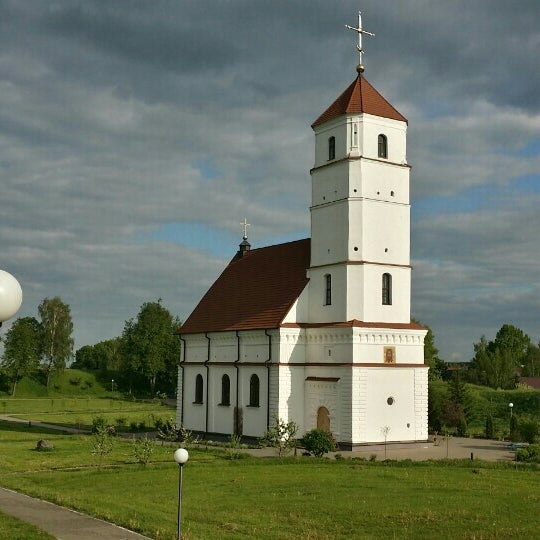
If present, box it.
[38,297,74,387]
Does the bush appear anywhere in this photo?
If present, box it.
[226,434,243,460]
[518,417,539,444]
[91,427,114,468]
[302,429,336,457]
[131,436,154,466]
[259,416,298,457]
[516,444,540,463]
[92,416,108,433]
[115,416,127,429]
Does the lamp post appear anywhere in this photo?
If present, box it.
[509,402,514,439]
[0,269,23,328]
[111,379,114,393]
[174,448,189,540]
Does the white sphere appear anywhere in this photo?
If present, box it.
[0,270,23,323]
[174,448,189,465]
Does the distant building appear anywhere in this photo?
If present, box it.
[177,41,428,449]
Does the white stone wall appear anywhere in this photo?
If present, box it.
[414,367,429,440]
[359,114,407,164]
[304,378,341,439]
[363,367,417,442]
[181,365,207,432]
[306,263,348,323]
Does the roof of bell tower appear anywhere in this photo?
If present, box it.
[311,74,407,128]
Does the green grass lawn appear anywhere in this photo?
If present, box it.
[0,397,176,432]
[0,510,55,540]
[1,421,539,540]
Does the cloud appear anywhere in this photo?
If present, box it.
[1,1,539,363]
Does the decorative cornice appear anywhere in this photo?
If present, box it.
[308,260,411,270]
[310,154,411,174]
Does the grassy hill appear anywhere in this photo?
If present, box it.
[0,369,110,398]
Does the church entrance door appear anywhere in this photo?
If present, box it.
[317,406,331,432]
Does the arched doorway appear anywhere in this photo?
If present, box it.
[317,406,331,433]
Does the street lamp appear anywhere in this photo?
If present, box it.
[111,379,115,393]
[509,402,514,439]
[0,269,23,327]
[174,448,189,540]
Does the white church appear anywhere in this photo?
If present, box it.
[176,16,428,449]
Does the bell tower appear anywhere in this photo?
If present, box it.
[307,13,412,326]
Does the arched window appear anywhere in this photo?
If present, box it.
[194,374,203,404]
[221,374,231,406]
[249,374,260,407]
[378,134,388,158]
[328,136,336,160]
[382,273,392,305]
[324,274,332,305]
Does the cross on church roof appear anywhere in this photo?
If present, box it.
[241,217,250,239]
[345,11,375,73]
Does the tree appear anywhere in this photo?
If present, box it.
[74,345,98,370]
[74,338,122,372]
[490,324,530,363]
[120,300,181,395]
[38,297,74,387]
[468,325,530,389]
[259,416,298,457]
[414,321,446,380]
[522,344,540,377]
[1,317,42,396]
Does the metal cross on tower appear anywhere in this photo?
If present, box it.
[345,11,375,73]
[240,217,250,239]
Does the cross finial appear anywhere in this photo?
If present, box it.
[345,11,375,74]
[240,217,250,239]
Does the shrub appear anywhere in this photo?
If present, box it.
[516,444,540,463]
[302,429,336,457]
[518,417,539,444]
[259,416,298,457]
[91,427,114,468]
[131,436,154,466]
[177,425,199,445]
[156,418,199,445]
[115,416,127,429]
[226,434,243,460]
[69,377,81,386]
[157,418,179,441]
[92,416,108,433]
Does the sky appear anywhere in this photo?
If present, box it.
[1,0,539,363]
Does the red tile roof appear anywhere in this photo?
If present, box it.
[179,239,310,334]
[312,75,407,127]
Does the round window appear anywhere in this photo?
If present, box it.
[387,397,395,405]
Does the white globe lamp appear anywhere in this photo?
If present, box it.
[0,270,23,324]
[174,448,189,540]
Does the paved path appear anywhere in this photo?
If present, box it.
[244,436,517,462]
[0,487,151,540]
